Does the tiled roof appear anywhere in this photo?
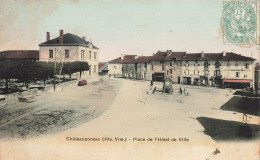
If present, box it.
[182,52,254,61]
[165,52,186,60]
[108,52,254,64]
[150,51,168,61]
[123,55,136,60]
[135,56,152,63]
[98,63,108,72]
[109,57,122,63]
[0,50,39,60]
[121,55,137,63]
[39,33,99,49]
[98,63,105,69]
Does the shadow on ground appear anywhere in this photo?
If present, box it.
[220,96,260,116]
[197,117,260,141]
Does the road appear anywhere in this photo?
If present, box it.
[0,78,259,160]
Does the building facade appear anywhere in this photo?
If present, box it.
[108,50,255,89]
[108,57,123,77]
[39,30,99,77]
[135,56,152,80]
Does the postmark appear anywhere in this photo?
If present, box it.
[222,1,258,45]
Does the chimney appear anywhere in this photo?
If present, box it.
[59,30,64,44]
[46,32,50,41]
[82,36,86,40]
[223,50,226,57]
[167,50,172,55]
[201,51,204,57]
[121,54,125,59]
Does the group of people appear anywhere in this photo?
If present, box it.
[179,87,189,96]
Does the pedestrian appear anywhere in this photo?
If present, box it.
[180,87,182,94]
[151,80,153,87]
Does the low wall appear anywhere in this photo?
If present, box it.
[0,80,78,107]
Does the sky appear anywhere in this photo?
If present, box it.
[0,0,259,62]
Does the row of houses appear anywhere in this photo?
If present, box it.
[0,30,99,78]
[107,50,256,89]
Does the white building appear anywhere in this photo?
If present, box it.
[180,51,255,88]
[107,57,123,77]
[39,30,99,77]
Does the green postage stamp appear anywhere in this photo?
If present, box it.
[222,1,259,45]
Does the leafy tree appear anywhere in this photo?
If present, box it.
[36,62,54,86]
[15,61,38,90]
[77,61,89,79]
[0,61,17,93]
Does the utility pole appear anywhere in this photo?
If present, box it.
[54,48,56,90]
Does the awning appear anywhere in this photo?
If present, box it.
[223,79,252,83]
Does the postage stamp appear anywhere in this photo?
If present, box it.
[222,1,258,45]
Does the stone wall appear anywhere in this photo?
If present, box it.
[0,80,78,107]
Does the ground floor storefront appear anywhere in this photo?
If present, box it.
[223,79,252,89]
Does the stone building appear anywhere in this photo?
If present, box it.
[107,57,123,77]
[0,50,39,61]
[165,52,186,84]
[180,51,255,88]
[150,51,169,81]
[39,30,99,77]
[121,55,137,79]
[135,56,152,80]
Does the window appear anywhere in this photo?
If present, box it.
[185,62,189,67]
[204,62,209,68]
[185,69,189,75]
[144,63,147,71]
[89,51,92,59]
[94,65,97,73]
[194,69,199,75]
[244,75,247,78]
[173,66,176,71]
[65,50,69,59]
[162,65,165,70]
[236,72,240,78]
[245,63,249,69]
[81,50,85,59]
[94,52,97,60]
[49,50,53,59]
[215,62,220,68]
[227,63,230,67]
[235,63,238,67]
[169,69,172,74]
[215,70,220,76]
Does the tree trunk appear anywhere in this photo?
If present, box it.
[44,79,46,86]
[26,80,29,90]
[63,74,65,81]
[80,71,82,79]
[5,78,9,93]
[69,74,72,81]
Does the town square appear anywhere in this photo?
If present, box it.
[0,0,259,160]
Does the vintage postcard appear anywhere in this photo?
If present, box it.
[0,0,259,159]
